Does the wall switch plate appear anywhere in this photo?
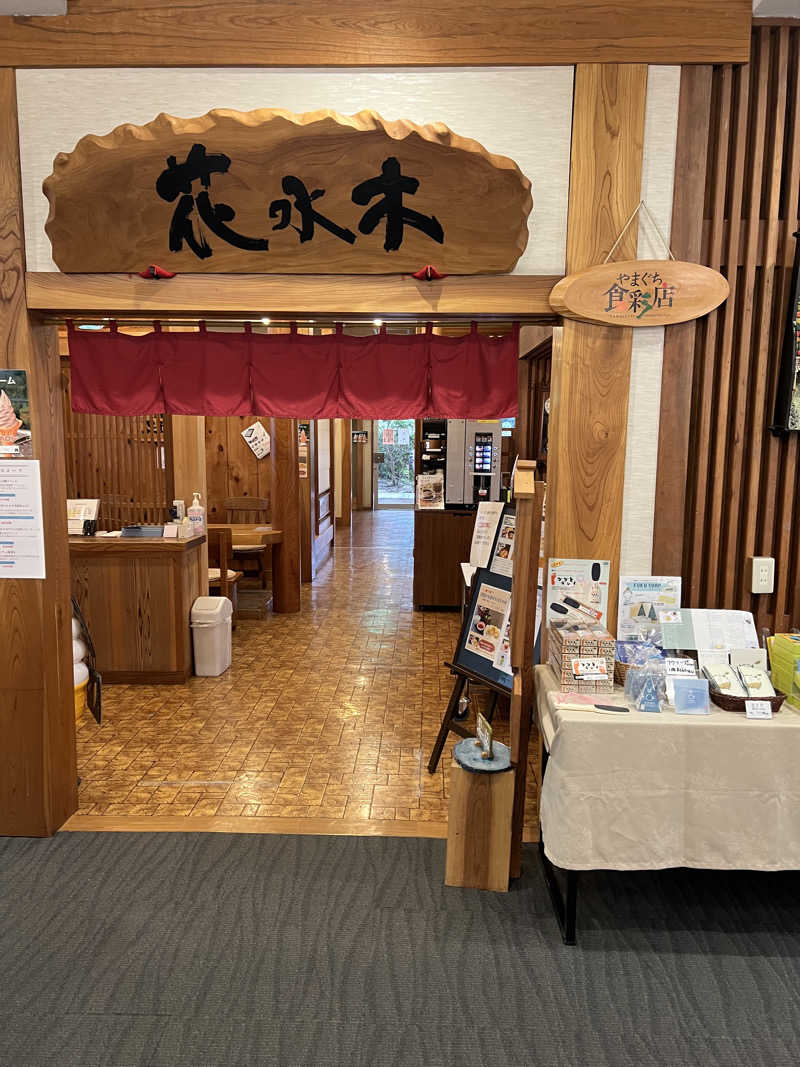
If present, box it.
[750,556,775,594]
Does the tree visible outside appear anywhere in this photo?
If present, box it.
[376,419,415,506]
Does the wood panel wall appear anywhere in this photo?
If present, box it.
[205,416,271,521]
[61,362,173,529]
[654,25,800,632]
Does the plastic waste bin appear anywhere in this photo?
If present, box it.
[191,596,233,676]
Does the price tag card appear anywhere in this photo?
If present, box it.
[665,657,697,704]
[745,699,773,720]
[571,657,609,680]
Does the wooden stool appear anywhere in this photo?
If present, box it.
[445,738,514,892]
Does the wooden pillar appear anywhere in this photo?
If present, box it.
[170,414,208,593]
[0,68,77,836]
[545,64,648,635]
[336,419,352,529]
[270,417,301,612]
[509,461,545,878]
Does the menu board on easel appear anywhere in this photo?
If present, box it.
[453,568,513,692]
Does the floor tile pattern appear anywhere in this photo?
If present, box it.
[76,510,539,834]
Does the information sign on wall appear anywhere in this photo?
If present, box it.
[44,108,533,275]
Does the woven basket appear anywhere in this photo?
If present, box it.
[614,660,633,686]
[73,678,88,721]
[709,688,785,714]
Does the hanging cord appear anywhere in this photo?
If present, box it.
[603,200,676,264]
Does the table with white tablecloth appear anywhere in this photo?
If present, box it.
[534,663,800,873]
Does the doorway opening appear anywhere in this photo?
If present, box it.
[375,418,415,508]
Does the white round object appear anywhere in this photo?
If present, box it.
[72,637,88,663]
[73,661,89,687]
[71,617,81,639]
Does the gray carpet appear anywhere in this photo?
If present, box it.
[1,832,799,1067]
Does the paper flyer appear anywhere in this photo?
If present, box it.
[492,601,513,676]
[0,370,32,458]
[416,473,444,510]
[465,583,511,664]
[469,501,504,567]
[490,512,516,577]
[659,608,759,651]
[241,420,271,459]
[0,460,46,579]
[617,575,681,643]
[546,559,610,630]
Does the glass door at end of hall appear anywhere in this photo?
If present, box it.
[375,419,415,508]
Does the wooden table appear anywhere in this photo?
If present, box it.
[70,534,205,684]
[534,662,800,943]
[206,524,286,611]
[207,523,283,548]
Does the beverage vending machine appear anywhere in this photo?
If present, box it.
[420,419,502,507]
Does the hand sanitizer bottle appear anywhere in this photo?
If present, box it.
[187,491,205,536]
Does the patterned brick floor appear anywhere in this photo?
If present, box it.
[75,510,538,834]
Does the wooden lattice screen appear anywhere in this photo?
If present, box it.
[61,362,174,530]
[656,24,800,632]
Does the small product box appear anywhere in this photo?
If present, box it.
[548,624,615,693]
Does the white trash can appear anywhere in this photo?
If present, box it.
[191,596,233,677]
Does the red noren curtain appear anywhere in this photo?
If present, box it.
[68,322,519,419]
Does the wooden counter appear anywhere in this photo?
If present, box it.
[413,509,476,610]
[70,534,206,684]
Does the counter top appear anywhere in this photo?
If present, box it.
[69,534,206,553]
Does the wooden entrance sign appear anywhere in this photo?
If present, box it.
[43,108,532,275]
[549,259,728,327]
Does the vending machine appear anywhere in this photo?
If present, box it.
[420,418,502,507]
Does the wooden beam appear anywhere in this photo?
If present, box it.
[652,66,713,577]
[269,418,301,613]
[0,1,751,67]
[26,272,559,320]
[0,68,77,836]
[546,64,647,635]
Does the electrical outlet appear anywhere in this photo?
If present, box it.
[750,556,775,595]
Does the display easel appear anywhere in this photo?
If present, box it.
[427,661,510,774]
[428,462,545,883]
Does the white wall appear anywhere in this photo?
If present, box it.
[16,67,574,275]
[16,64,681,574]
[620,65,681,576]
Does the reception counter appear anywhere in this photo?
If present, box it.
[70,534,206,684]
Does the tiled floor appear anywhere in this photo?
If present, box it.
[74,509,538,835]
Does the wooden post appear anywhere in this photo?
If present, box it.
[269,417,301,612]
[336,419,352,530]
[545,64,647,635]
[0,69,77,835]
[170,414,208,593]
[509,460,546,878]
[445,760,515,892]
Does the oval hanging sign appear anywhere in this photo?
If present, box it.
[549,259,729,327]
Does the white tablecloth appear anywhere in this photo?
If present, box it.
[535,664,800,872]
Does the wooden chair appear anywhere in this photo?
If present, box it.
[224,496,270,589]
[207,527,243,624]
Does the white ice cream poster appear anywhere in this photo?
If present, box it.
[0,370,31,458]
